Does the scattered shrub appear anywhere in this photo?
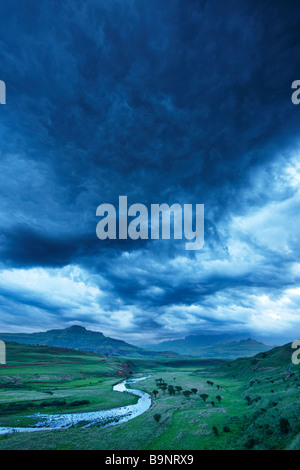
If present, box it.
[279,418,290,434]
[67,400,90,407]
[40,400,66,407]
[244,438,257,449]
[245,395,251,405]
[199,393,209,403]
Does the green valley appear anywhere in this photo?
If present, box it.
[0,341,299,450]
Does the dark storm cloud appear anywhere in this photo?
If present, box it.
[0,0,300,342]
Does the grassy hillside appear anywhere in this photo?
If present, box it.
[0,341,299,450]
[0,341,137,429]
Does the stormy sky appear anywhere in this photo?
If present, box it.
[0,0,300,345]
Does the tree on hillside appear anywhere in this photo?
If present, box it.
[199,393,209,403]
[216,395,222,404]
[245,395,252,405]
[168,385,175,396]
[279,418,290,434]
[155,378,164,385]
[152,390,159,398]
[154,413,161,423]
[191,388,198,394]
[175,386,183,394]
[183,390,192,398]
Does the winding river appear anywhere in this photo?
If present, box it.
[0,376,151,435]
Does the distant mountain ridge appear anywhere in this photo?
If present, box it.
[0,325,178,359]
[0,326,274,360]
[145,333,247,353]
[145,334,273,358]
[198,338,273,359]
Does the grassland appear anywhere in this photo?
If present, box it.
[0,342,138,428]
[0,341,299,450]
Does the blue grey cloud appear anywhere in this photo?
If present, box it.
[0,0,299,344]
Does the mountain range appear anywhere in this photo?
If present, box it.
[145,333,273,358]
[0,326,273,359]
[0,325,177,359]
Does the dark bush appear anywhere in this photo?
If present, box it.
[279,418,290,434]
[7,402,34,411]
[40,400,66,407]
[245,395,252,405]
[199,393,209,402]
[67,400,90,407]
[244,438,257,449]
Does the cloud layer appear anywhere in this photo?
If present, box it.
[0,0,300,344]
